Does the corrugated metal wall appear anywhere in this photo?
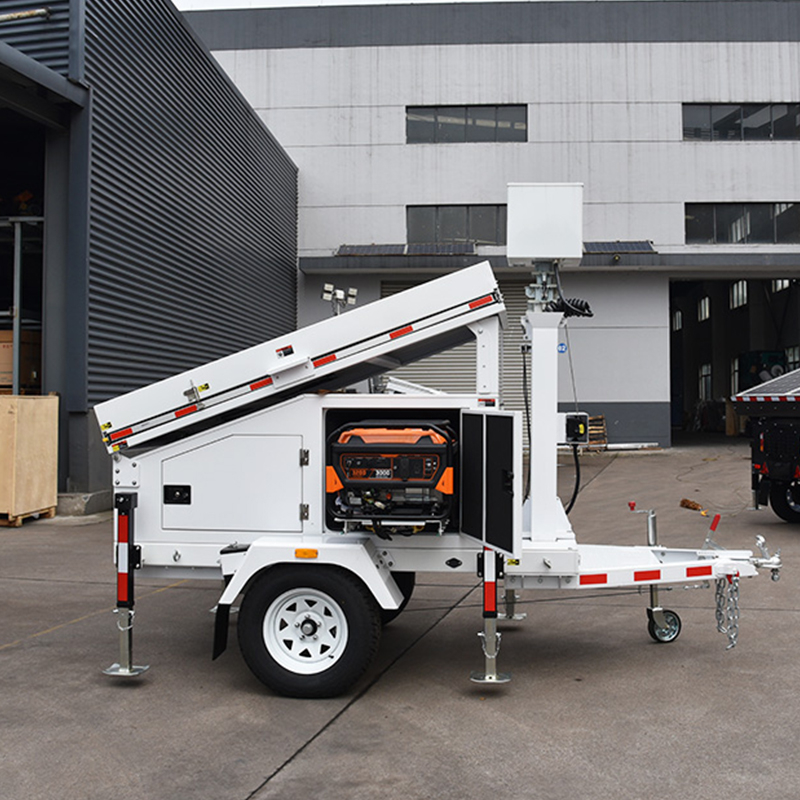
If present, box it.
[0,0,71,74]
[83,0,297,404]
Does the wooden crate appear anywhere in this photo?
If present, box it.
[0,396,59,526]
[587,415,608,450]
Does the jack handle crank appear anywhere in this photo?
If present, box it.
[628,501,657,547]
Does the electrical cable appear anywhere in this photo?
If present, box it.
[548,263,594,318]
[521,342,532,501]
[562,321,580,412]
[552,263,588,514]
[564,443,580,514]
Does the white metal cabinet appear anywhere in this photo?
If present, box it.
[161,434,304,532]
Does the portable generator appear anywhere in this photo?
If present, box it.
[326,421,456,533]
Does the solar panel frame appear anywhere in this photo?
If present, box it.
[735,367,800,398]
[583,241,655,254]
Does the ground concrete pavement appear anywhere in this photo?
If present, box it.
[2,434,799,799]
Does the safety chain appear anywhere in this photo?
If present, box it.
[715,579,726,632]
[714,576,740,649]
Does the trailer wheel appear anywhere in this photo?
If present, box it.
[380,571,415,626]
[647,609,682,643]
[769,481,800,523]
[238,566,381,698]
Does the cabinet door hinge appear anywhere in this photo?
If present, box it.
[299,449,310,466]
[299,503,309,520]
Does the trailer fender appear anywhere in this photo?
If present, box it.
[212,538,404,659]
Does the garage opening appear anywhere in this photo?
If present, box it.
[0,109,44,395]
[670,277,800,435]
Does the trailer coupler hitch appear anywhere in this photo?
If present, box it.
[751,535,782,582]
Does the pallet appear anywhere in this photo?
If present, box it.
[587,415,608,450]
[0,506,56,528]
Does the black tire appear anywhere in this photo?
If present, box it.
[647,609,682,643]
[237,566,381,698]
[769,481,800,523]
[380,571,416,626]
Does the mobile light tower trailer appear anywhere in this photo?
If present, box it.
[95,185,781,697]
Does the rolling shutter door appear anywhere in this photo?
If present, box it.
[380,279,531,415]
[380,281,477,393]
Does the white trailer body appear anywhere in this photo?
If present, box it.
[95,255,781,696]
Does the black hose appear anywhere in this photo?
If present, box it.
[564,443,581,514]
[549,264,593,318]
[521,344,532,501]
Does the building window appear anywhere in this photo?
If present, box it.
[730,356,739,395]
[699,363,712,401]
[671,309,683,332]
[698,296,710,321]
[787,345,800,372]
[685,203,800,244]
[406,105,527,143]
[729,280,748,309]
[407,205,507,245]
[773,279,791,292]
[683,104,800,141]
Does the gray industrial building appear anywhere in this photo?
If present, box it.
[4,0,800,511]
[0,0,297,511]
[183,0,800,446]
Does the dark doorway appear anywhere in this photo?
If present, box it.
[0,108,45,393]
[669,277,800,434]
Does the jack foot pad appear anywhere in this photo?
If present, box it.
[470,671,511,685]
[103,663,150,678]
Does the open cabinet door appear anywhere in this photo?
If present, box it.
[460,409,521,556]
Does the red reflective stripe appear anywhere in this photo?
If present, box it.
[390,325,413,339]
[175,405,198,418]
[580,573,607,586]
[117,513,129,602]
[117,512,129,544]
[313,354,337,368]
[483,581,496,613]
[110,428,132,442]
[635,569,661,582]
[687,565,713,578]
[709,514,721,532]
[117,572,129,603]
[469,295,494,310]
[250,377,274,391]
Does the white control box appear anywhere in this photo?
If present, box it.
[507,183,584,267]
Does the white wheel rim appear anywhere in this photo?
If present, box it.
[263,587,349,675]
[657,614,679,641]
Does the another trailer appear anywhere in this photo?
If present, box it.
[95,185,781,697]
[734,367,800,523]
